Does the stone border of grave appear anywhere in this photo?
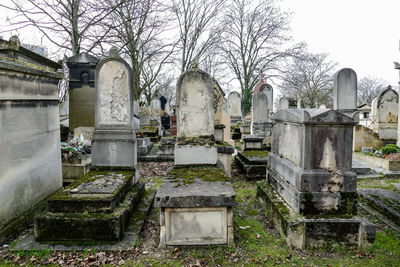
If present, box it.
[353,152,400,171]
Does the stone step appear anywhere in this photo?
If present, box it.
[34,182,145,242]
[12,189,155,251]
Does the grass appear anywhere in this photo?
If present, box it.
[358,177,400,192]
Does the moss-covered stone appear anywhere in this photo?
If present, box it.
[166,165,229,185]
[48,170,135,214]
[242,150,269,158]
[176,135,215,146]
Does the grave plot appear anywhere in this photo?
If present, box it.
[235,136,269,180]
[12,47,153,251]
[155,64,236,247]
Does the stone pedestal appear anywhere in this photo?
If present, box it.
[214,124,225,142]
[175,144,217,165]
[217,145,234,177]
[251,122,272,147]
[155,167,235,247]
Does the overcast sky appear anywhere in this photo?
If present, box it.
[281,0,400,88]
[1,0,399,90]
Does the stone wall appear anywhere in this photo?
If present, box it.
[353,124,384,151]
[0,59,62,234]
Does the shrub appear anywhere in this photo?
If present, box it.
[381,144,398,155]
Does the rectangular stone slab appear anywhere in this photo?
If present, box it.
[155,180,236,208]
[48,171,135,213]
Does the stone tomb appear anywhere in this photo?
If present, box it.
[258,108,375,248]
[0,36,63,242]
[31,48,151,246]
[235,136,269,180]
[156,65,236,246]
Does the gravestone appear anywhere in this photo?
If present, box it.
[278,97,289,110]
[228,91,242,124]
[156,64,236,247]
[333,68,357,116]
[175,64,216,164]
[258,108,375,248]
[91,47,137,174]
[375,86,398,140]
[221,98,232,144]
[0,36,62,242]
[66,52,99,131]
[251,92,272,146]
[213,78,224,124]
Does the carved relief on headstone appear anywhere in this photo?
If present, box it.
[375,86,398,140]
[96,58,132,126]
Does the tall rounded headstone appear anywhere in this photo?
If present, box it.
[252,92,268,123]
[333,68,357,115]
[92,47,137,172]
[375,86,398,140]
[176,66,214,137]
[228,91,242,123]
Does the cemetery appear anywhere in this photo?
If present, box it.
[0,0,400,265]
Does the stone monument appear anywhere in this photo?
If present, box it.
[251,92,272,147]
[91,47,138,175]
[374,86,398,141]
[155,64,236,247]
[333,68,357,116]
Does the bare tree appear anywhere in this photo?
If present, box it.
[103,0,176,101]
[171,0,226,73]
[219,0,302,113]
[1,0,125,56]
[357,76,388,104]
[279,52,338,108]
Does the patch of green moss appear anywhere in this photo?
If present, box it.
[50,170,134,201]
[167,165,228,184]
[243,150,269,158]
[215,141,232,147]
[176,136,215,146]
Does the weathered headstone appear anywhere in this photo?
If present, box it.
[92,47,137,174]
[228,91,242,124]
[221,98,232,144]
[156,65,236,247]
[0,36,62,241]
[251,92,272,146]
[258,108,375,248]
[374,86,398,140]
[175,65,216,164]
[278,97,289,110]
[333,68,357,116]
